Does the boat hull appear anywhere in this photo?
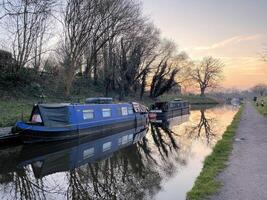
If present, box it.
[18,117,148,143]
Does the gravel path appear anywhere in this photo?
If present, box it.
[208,102,267,200]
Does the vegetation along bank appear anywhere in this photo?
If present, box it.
[186,106,243,200]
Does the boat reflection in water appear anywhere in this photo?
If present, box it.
[0,128,154,200]
[18,128,148,179]
[150,115,189,129]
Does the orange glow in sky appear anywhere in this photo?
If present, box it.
[142,0,267,90]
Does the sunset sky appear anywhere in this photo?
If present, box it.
[142,0,267,90]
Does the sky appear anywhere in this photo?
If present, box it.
[142,0,267,90]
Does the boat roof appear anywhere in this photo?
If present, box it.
[154,99,188,104]
[85,97,113,104]
[38,103,71,108]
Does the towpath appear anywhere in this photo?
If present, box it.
[208,102,267,200]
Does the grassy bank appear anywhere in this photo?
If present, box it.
[186,106,243,200]
[0,100,33,127]
[158,94,219,105]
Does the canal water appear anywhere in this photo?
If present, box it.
[0,105,238,200]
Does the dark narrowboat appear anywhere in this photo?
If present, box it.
[149,99,190,122]
[12,98,149,143]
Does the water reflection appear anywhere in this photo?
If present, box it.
[149,115,189,159]
[185,107,216,144]
[0,105,238,200]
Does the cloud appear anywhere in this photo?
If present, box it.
[192,34,261,51]
[221,56,267,89]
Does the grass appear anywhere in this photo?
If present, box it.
[158,94,219,105]
[253,96,267,117]
[0,100,33,127]
[186,106,243,200]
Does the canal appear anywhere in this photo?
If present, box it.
[0,105,238,200]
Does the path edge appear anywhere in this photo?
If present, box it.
[186,106,244,200]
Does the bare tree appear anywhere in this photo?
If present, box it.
[83,0,143,85]
[2,0,55,71]
[60,0,99,96]
[190,56,224,97]
[251,83,267,96]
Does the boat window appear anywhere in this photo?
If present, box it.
[102,108,111,117]
[83,110,94,120]
[128,107,134,114]
[118,134,133,146]
[118,137,122,145]
[128,134,133,141]
[32,114,42,123]
[121,107,128,116]
[103,142,112,152]
[122,135,128,145]
[31,107,43,123]
[83,148,94,159]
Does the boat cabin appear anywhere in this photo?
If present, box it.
[29,103,137,127]
[150,99,189,112]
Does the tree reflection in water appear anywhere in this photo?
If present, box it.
[66,144,163,200]
[185,107,217,145]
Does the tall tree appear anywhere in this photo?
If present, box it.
[190,56,224,97]
[83,0,142,84]
[60,0,99,95]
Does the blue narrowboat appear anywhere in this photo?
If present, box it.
[12,98,148,143]
[149,99,190,122]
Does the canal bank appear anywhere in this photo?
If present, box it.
[186,105,243,200]
[188,102,267,200]
[208,102,267,200]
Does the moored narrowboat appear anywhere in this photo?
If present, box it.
[12,98,149,143]
[149,99,190,122]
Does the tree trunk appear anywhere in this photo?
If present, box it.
[93,56,98,85]
[200,87,205,97]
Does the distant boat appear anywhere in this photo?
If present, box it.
[149,99,190,122]
[12,98,149,143]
